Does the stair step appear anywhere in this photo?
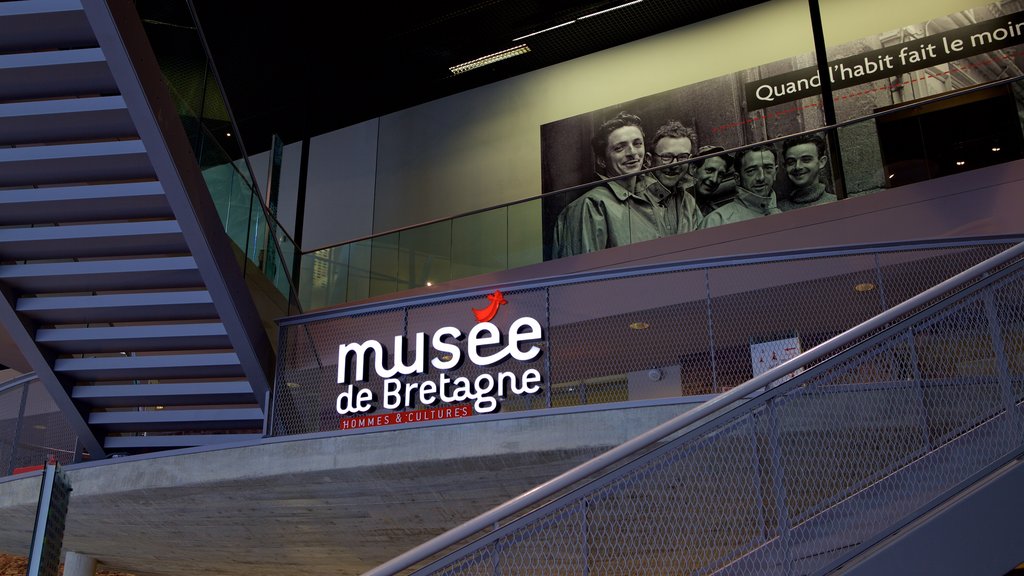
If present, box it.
[103,433,264,452]
[0,48,116,101]
[0,221,185,260]
[0,0,93,52]
[0,96,134,145]
[16,290,217,324]
[54,352,243,380]
[0,140,153,187]
[36,323,229,354]
[88,407,264,432]
[0,256,201,293]
[72,381,255,408]
[0,182,171,225]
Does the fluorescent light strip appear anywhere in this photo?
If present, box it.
[449,44,531,75]
[578,0,643,20]
[512,1,643,44]
[513,20,575,42]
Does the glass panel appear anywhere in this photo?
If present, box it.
[452,209,507,280]
[368,234,400,298]
[508,198,544,269]
[347,240,373,303]
[398,220,452,291]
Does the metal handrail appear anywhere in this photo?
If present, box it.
[306,71,1024,255]
[0,372,37,396]
[177,0,304,313]
[362,238,1024,576]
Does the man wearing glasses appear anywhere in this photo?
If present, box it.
[699,144,782,229]
[646,120,704,234]
[553,113,699,257]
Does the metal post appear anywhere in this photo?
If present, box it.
[6,383,28,476]
[905,331,933,450]
[807,0,848,199]
[984,291,1023,438]
[704,268,719,394]
[767,401,794,573]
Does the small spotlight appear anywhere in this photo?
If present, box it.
[629,321,651,330]
[226,132,232,137]
[955,160,966,166]
[888,173,895,179]
[426,282,432,287]
[854,282,876,293]
[285,382,300,389]
[155,406,165,411]
[992,147,1001,152]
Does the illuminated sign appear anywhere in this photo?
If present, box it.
[336,294,544,420]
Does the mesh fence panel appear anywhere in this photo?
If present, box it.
[273,240,1018,436]
[0,384,24,475]
[410,248,1024,576]
[0,378,80,476]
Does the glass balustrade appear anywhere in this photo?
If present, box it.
[294,73,1024,311]
[137,1,302,314]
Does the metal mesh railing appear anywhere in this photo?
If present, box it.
[365,240,1024,575]
[0,374,80,477]
[273,238,1017,436]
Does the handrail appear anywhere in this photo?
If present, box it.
[0,372,37,396]
[175,0,304,313]
[282,235,1023,324]
[182,0,300,253]
[362,238,1024,576]
[307,71,1024,255]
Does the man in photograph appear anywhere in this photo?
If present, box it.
[553,112,686,258]
[646,120,703,234]
[778,133,836,211]
[689,145,736,217]
[699,144,782,229]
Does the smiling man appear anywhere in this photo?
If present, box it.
[779,133,836,211]
[553,112,685,257]
[646,120,704,234]
[699,144,782,229]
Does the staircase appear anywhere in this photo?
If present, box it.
[0,0,274,457]
[366,242,1024,575]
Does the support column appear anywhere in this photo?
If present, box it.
[64,551,97,576]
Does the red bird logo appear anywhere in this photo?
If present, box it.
[472,290,507,323]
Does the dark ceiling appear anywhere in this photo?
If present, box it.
[185,0,767,153]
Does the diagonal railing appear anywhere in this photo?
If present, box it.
[365,239,1024,575]
[136,0,303,314]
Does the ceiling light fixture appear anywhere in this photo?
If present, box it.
[450,44,531,76]
[629,321,651,330]
[956,160,966,166]
[578,0,644,20]
[992,147,1001,152]
[514,20,575,42]
[854,282,876,293]
[513,0,643,42]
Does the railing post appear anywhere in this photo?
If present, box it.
[766,400,794,574]
[704,268,718,394]
[7,382,29,476]
[983,291,1023,438]
[544,287,553,409]
[905,331,933,450]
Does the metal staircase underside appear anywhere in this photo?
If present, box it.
[0,0,274,457]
